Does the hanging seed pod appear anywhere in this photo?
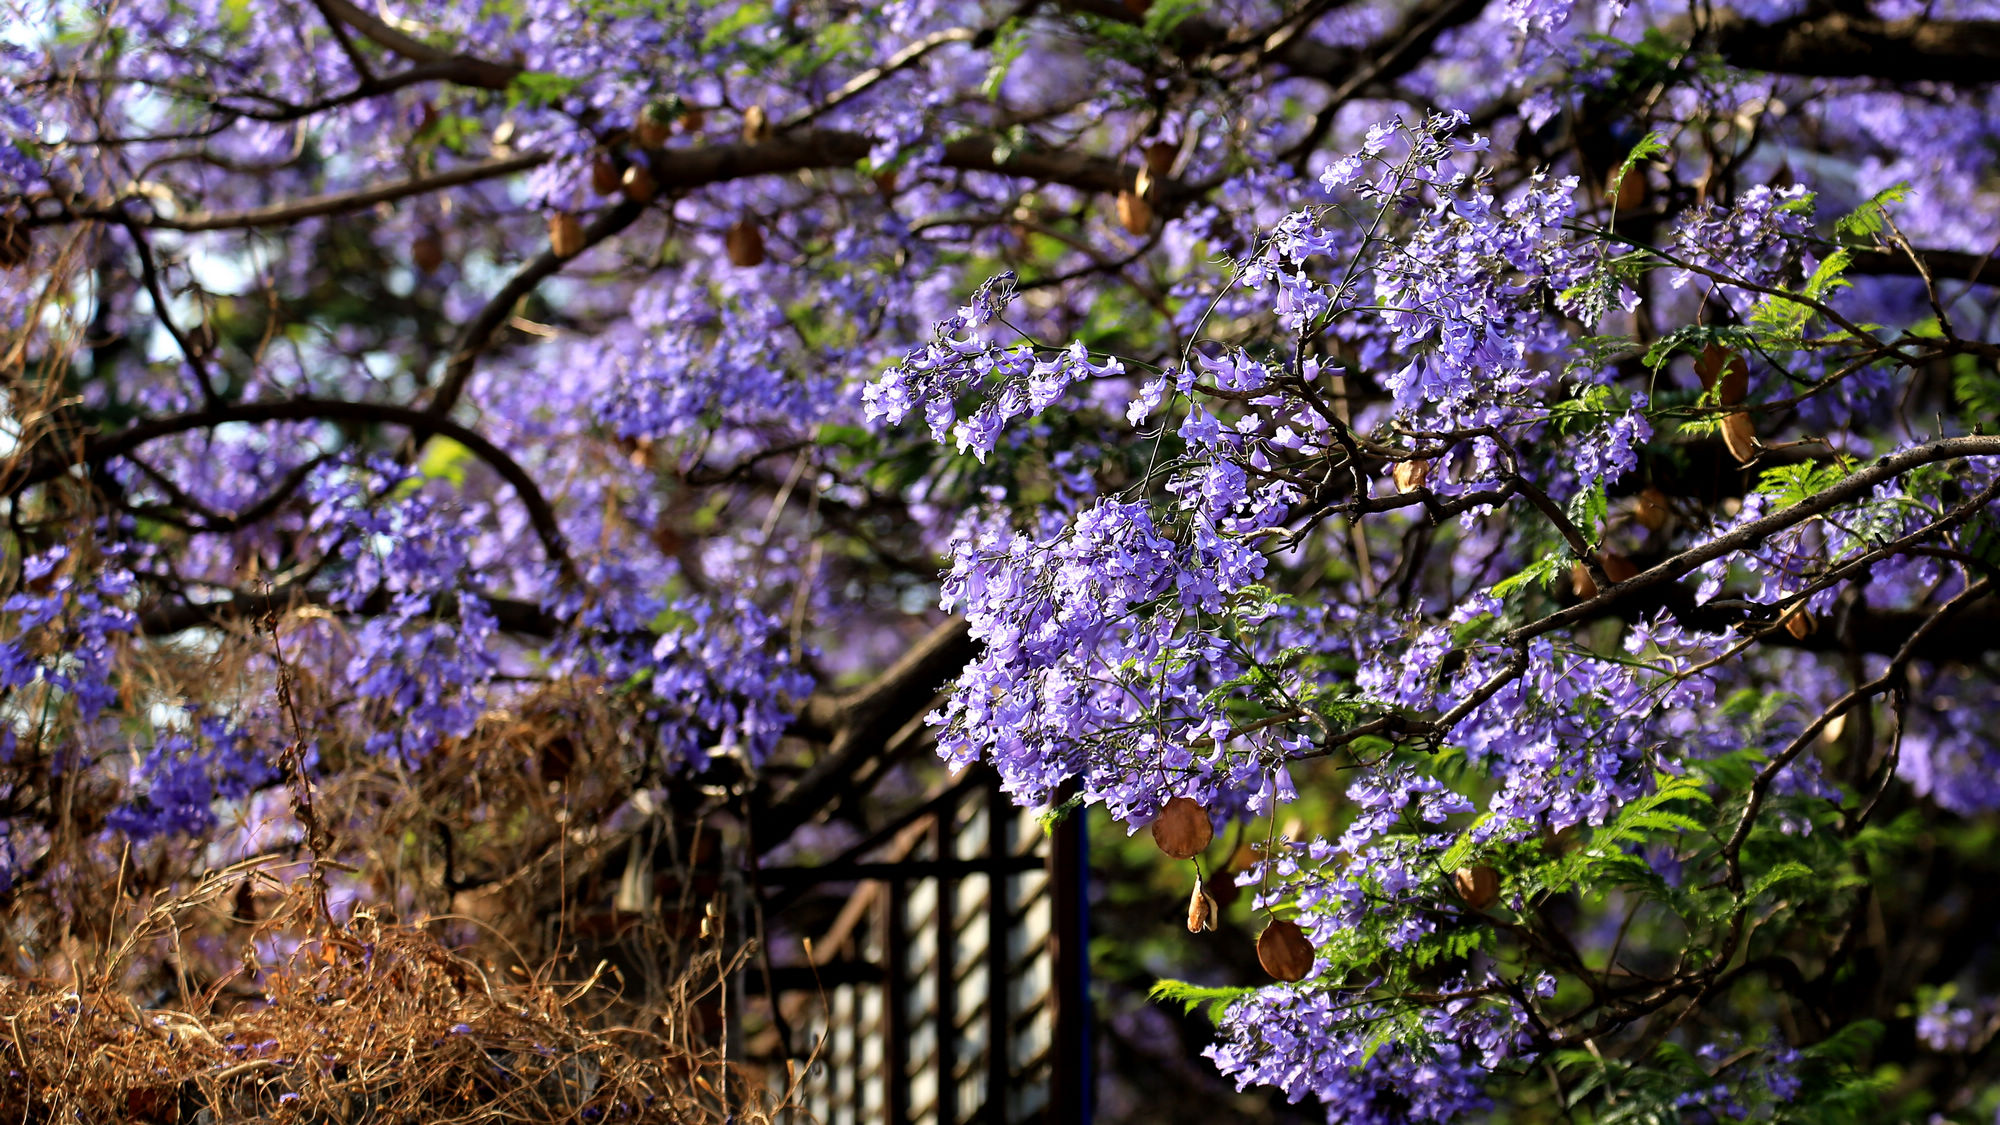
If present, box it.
[1719,410,1759,464]
[1151,796,1212,860]
[681,106,708,134]
[621,162,657,203]
[1186,877,1218,933]
[636,102,674,147]
[1208,869,1240,910]
[1392,459,1430,493]
[1116,190,1153,236]
[1134,165,1158,201]
[1257,918,1314,982]
[1782,607,1817,640]
[725,218,766,267]
[548,212,585,259]
[1634,487,1672,532]
[1453,864,1500,909]
[591,155,622,196]
[741,104,769,144]
[1609,168,1646,212]
[0,216,31,269]
[1696,343,1750,405]
[411,231,445,273]
[1572,552,1639,599]
[1145,140,1179,178]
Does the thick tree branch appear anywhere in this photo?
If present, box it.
[1714,12,2000,85]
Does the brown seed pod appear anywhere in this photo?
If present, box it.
[1257,918,1315,982]
[591,155,622,196]
[1696,342,1749,405]
[1122,0,1152,13]
[1609,168,1647,212]
[1392,459,1430,493]
[874,170,899,196]
[1719,410,1759,464]
[1572,552,1639,599]
[1151,796,1212,860]
[1186,878,1218,933]
[1145,139,1180,178]
[1570,561,1597,600]
[621,163,657,203]
[548,212,585,259]
[726,218,766,267]
[635,104,673,147]
[1133,165,1157,202]
[1116,189,1153,236]
[1634,487,1672,532]
[1782,607,1816,639]
[1453,864,1500,909]
[0,216,31,269]
[741,104,769,144]
[681,106,708,134]
[411,231,445,273]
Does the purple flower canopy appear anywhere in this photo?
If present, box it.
[3,0,2000,1120]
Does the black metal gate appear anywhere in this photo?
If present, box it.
[750,768,1091,1124]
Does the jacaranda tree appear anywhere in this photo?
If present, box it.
[4,0,1999,1120]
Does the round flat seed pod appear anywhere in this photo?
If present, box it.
[1116,189,1153,236]
[621,163,657,203]
[1257,918,1314,982]
[1453,865,1499,909]
[1151,796,1212,860]
[591,156,621,196]
[548,213,584,259]
[726,219,766,267]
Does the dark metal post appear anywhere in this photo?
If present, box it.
[884,876,911,1125]
[985,782,1010,1124]
[935,799,960,1125]
[1048,793,1091,1124]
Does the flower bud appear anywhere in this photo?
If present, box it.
[548,212,585,259]
[1257,918,1314,982]
[1151,796,1212,859]
[726,218,766,267]
[1453,864,1499,909]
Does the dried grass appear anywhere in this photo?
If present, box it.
[1,871,801,1124]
